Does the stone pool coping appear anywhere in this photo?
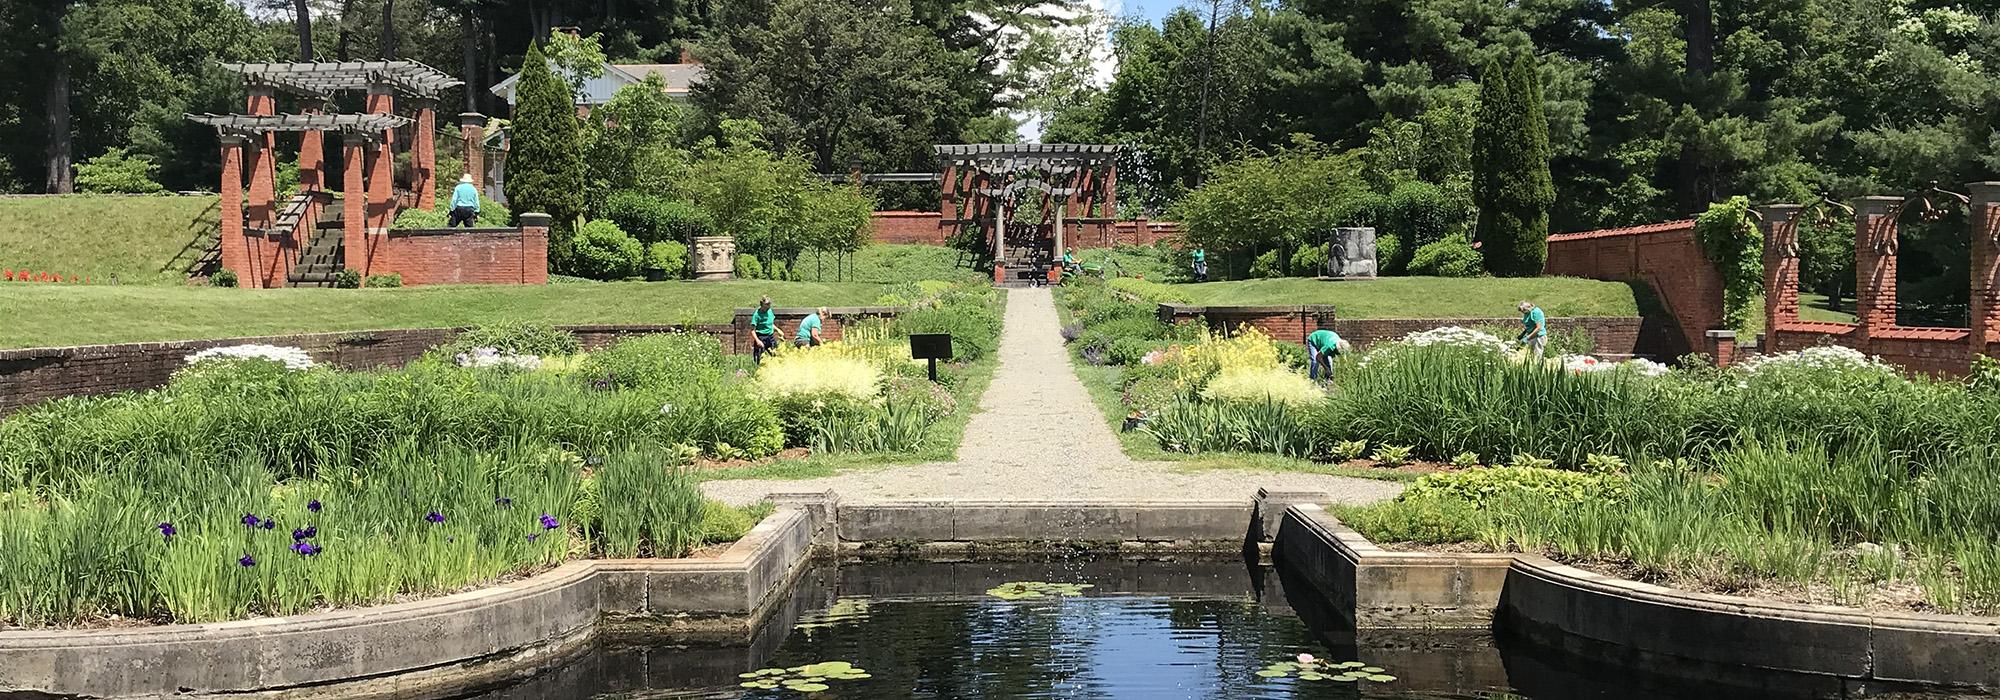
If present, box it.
[0,492,1297,699]
[1273,502,2000,689]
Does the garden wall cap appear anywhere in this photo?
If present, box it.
[733,306,900,315]
[1705,329,1737,339]
[519,212,553,227]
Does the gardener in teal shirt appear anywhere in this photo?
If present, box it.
[1305,328,1348,382]
[1191,247,1208,282]
[794,306,827,348]
[447,174,481,228]
[1518,300,1548,360]
[750,296,778,364]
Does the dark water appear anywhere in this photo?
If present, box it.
[462,556,1977,700]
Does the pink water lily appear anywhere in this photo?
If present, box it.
[1297,653,1315,665]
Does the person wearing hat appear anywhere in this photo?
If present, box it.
[795,306,829,348]
[1517,300,1548,360]
[1305,328,1349,383]
[447,174,481,228]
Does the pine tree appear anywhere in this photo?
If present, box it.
[504,41,587,271]
[1471,52,1553,277]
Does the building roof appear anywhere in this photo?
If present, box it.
[490,62,705,106]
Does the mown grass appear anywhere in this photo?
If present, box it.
[0,280,895,349]
[791,244,985,284]
[0,194,222,285]
[1172,276,1642,318]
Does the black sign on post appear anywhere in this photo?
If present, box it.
[909,333,954,382]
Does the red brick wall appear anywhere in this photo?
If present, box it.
[728,307,900,354]
[1767,321,1973,377]
[1544,221,1714,358]
[871,212,947,245]
[1157,305,1660,358]
[0,323,746,416]
[369,226,549,285]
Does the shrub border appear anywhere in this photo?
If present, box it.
[1273,504,2000,688]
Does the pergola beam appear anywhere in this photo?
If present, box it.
[222,61,464,98]
[186,112,413,140]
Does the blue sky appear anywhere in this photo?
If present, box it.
[1114,0,1181,25]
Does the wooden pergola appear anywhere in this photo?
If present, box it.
[935,144,1121,283]
[188,61,477,288]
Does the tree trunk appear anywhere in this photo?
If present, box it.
[381,0,398,59]
[335,0,356,61]
[462,9,480,111]
[1674,0,1715,214]
[292,0,314,61]
[44,56,73,194]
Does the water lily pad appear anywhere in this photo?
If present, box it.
[739,672,761,679]
[1332,673,1361,682]
[794,682,830,692]
[1298,671,1326,681]
[1366,674,1397,682]
[1337,661,1366,669]
[740,681,763,688]
[1361,666,1384,673]
[1255,670,1288,678]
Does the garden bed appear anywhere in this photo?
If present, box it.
[0,282,1004,629]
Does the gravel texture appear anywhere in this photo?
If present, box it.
[702,287,1405,506]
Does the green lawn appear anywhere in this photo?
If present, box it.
[1171,276,1642,318]
[793,244,984,284]
[0,194,221,286]
[0,280,896,349]
[1800,292,1857,323]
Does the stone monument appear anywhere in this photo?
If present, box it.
[693,236,737,281]
[1329,227,1378,279]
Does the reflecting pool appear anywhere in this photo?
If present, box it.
[461,556,1982,700]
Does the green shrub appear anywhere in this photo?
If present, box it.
[75,148,165,194]
[572,220,645,280]
[333,269,361,288]
[1122,376,1186,417]
[393,207,450,229]
[1383,180,1456,272]
[364,273,402,288]
[1333,496,1486,544]
[210,270,238,288]
[645,240,689,278]
[1289,245,1328,277]
[440,322,581,357]
[1106,277,1192,303]
[1403,466,1626,508]
[735,253,764,279]
[1106,337,1166,366]
[579,333,726,391]
[601,192,715,244]
[1408,235,1483,277]
[895,291,1003,362]
[1374,233,1402,276]
[767,258,790,281]
[1249,249,1285,278]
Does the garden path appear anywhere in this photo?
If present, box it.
[701,287,1405,505]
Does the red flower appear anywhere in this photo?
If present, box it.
[2,270,11,281]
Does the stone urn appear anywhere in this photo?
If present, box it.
[693,236,737,281]
[1329,227,1378,279]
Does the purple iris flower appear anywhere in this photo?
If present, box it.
[156,522,176,540]
[539,514,560,530]
[290,542,321,556]
[292,526,317,541]
[425,511,445,524]
[260,519,276,530]
[307,500,323,513]
[495,497,513,507]
[527,533,540,542]
[241,513,262,528]
[238,554,257,567]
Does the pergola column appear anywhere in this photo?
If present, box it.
[1757,204,1804,331]
[342,133,369,275]
[364,82,397,241]
[1969,182,2000,358]
[218,134,251,284]
[1103,164,1118,221]
[1853,196,1904,336]
[298,100,328,192]
[459,112,487,190]
[245,85,278,229]
[414,97,438,208]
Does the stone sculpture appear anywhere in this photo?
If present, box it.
[1329,227,1378,279]
[693,236,737,281]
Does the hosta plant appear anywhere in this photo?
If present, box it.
[1330,439,1370,462]
[1584,453,1629,474]
[1370,444,1414,467]
[1450,451,1482,468]
[1507,453,1556,470]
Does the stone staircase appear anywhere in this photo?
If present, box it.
[996,222,1055,286]
[286,197,346,288]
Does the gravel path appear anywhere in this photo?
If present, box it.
[702,287,1404,506]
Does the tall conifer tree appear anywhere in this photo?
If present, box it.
[1472,52,1553,277]
[504,40,587,270]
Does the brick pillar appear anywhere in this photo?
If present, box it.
[298,101,327,192]
[245,85,278,232]
[1757,203,1804,330]
[1970,183,2000,358]
[520,212,552,284]
[414,98,438,209]
[342,133,369,276]
[218,135,250,284]
[1853,196,1904,335]
[1103,165,1118,221]
[1705,330,1737,367]
[459,112,487,190]
[365,82,397,237]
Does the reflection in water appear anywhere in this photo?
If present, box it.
[457,556,1981,700]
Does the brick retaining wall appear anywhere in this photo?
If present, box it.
[1543,221,1712,358]
[0,323,726,415]
[1156,304,1663,358]
[374,227,550,285]
[866,212,1182,249]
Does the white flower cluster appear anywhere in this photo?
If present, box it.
[184,344,316,370]
[1396,326,1510,354]
[1737,345,1894,375]
[1559,354,1672,377]
[455,346,542,371]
